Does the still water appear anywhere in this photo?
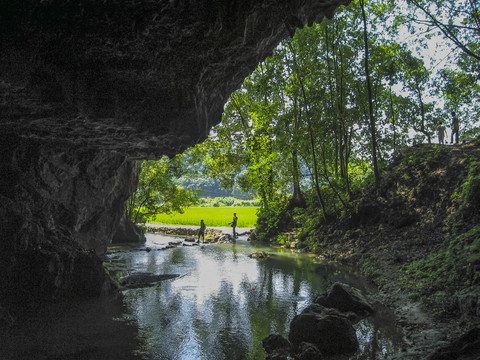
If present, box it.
[107,233,405,360]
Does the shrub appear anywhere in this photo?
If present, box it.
[254,195,290,242]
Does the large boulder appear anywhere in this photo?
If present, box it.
[314,282,374,317]
[288,308,359,355]
[265,284,372,358]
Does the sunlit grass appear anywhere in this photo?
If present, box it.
[147,207,259,227]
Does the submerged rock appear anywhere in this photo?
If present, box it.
[119,272,180,290]
[183,240,199,247]
[248,251,271,259]
[263,334,291,360]
[168,240,183,246]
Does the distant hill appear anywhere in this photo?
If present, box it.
[175,174,253,200]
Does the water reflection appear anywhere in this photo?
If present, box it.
[107,234,405,359]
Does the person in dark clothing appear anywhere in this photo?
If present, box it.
[451,111,459,144]
[198,219,206,242]
[230,213,238,237]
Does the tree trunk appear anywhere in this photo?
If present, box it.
[291,149,304,205]
[360,0,380,186]
[388,86,398,154]
[415,82,431,143]
[309,125,328,220]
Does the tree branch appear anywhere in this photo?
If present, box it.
[407,0,480,61]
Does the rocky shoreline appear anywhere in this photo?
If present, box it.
[143,223,254,242]
[263,239,479,359]
[261,277,480,359]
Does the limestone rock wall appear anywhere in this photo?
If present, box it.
[0,131,140,305]
[0,132,140,254]
[0,0,349,304]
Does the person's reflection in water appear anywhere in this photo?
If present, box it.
[232,241,238,260]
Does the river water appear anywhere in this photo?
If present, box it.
[106,232,406,360]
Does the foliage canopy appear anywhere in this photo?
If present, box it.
[127,157,200,223]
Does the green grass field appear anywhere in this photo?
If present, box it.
[147,207,259,228]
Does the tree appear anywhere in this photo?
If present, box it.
[127,157,200,223]
[189,0,480,239]
[436,51,480,133]
[398,49,435,142]
[195,0,404,217]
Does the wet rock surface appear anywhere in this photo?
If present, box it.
[248,251,272,259]
[294,342,323,360]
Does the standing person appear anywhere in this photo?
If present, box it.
[451,111,459,144]
[198,219,206,242]
[437,121,446,145]
[231,213,238,238]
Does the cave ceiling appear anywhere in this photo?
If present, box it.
[0,0,350,160]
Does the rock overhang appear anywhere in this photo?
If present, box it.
[1,0,351,158]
